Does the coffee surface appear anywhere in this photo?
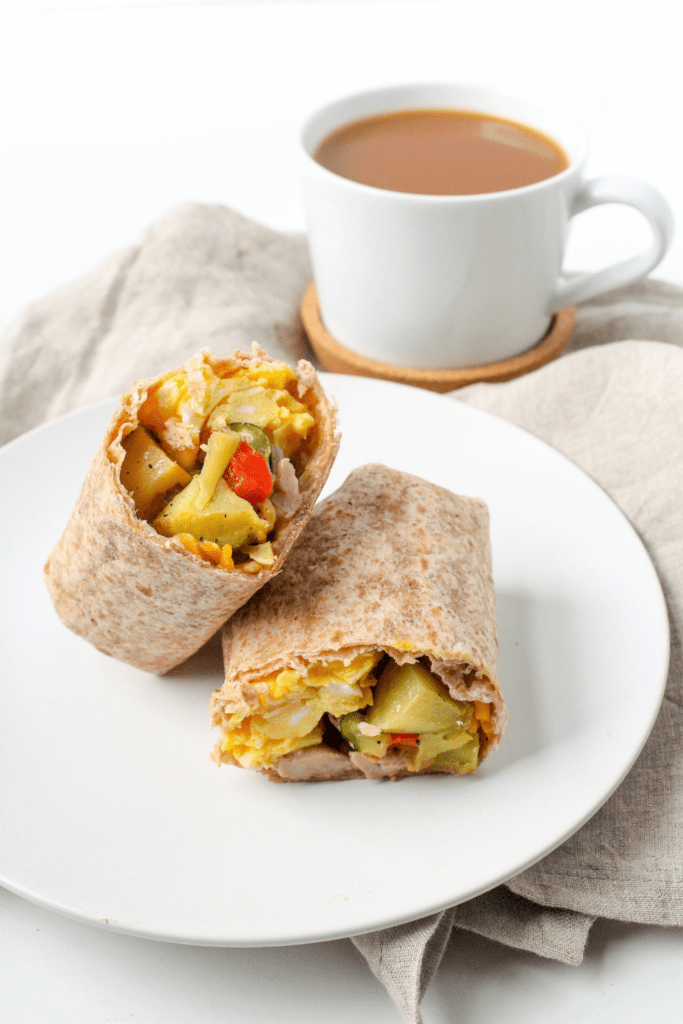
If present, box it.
[313,108,569,195]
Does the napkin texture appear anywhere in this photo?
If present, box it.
[2,204,681,1024]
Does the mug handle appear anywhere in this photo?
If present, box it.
[548,175,675,312]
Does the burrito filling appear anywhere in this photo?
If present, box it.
[119,358,315,572]
[215,655,494,774]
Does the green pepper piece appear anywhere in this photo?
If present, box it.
[228,423,271,461]
[338,712,390,758]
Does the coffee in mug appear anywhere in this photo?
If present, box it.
[301,83,674,370]
[313,109,569,196]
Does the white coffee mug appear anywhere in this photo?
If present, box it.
[301,83,674,370]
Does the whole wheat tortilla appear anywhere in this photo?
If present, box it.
[211,464,503,781]
[44,346,339,674]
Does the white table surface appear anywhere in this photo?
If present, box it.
[1,2,682,1021]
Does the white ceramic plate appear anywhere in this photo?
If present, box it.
[0,375,669,947]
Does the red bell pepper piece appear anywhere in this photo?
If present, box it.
[224,441,273,505]
[389,733,418,747]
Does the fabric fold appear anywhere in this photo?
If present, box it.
[351,912,455,1024]
[452,889,596,966]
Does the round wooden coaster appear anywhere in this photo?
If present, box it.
[300,283,576,393]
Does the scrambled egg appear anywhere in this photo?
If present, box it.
[138,359,314,471]
[221,651,382,769]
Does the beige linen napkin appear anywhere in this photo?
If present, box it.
[2,204,681,1023]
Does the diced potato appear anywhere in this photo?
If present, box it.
[154,477,264,548]
[413,729,473,771]
[428,734,480,774]
[121,426,191,518]
[366,661,472,734]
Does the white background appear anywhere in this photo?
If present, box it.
[1,2,682,1021]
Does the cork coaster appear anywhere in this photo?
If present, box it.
[301,283,575,393]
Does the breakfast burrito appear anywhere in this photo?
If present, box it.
[44,346,339,674]
[211,464,503,781]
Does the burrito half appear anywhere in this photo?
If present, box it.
[211,464,503,781]
[44,346,339,674]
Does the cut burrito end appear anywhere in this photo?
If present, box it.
[120,346,329,568]
[211,648,502,781]
[44,346,339,674]
[210,464,503,782]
